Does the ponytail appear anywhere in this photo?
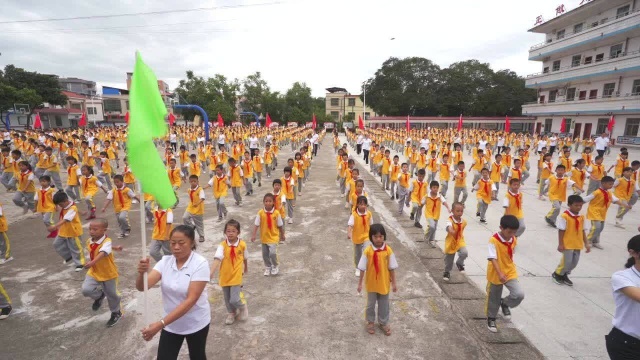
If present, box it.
[625,257,635,269]
[625,235,640,269]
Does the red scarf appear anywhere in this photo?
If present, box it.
[451,216,462,241]
[154,210,166,229]
[284,177,291,194]
[416,181,423,196]
[580,170,585,181]
[512,192,521,209]
[83,176,90,192]
[40,189,47,207]
[430,158,436,169]
[403,174,409,184]
[493,233,513,261]
[67,166,72,176]
[244,160,251,174]
[265,209,273,230]
[431,196,439,214]
[564,210,581,232]
[216,176,225,192]
[358,210,368,227]
[189,186,199,204]
[513,168,521,180]
[116,188,125,206]
[555,177,565,191]
[600,188,610,207]
[626,178,631,193]
[89,241,100,261]
[372,245,385,278]
[228,241,237,267]
[169,168,176,183]
[482,179,490,195]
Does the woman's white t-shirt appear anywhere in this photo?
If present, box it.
[3,132,10,141]
[249,136,259,148]
[611,267,640,339]
[169,134,177,143]
[154,252,211,335]
[217,134,226,145]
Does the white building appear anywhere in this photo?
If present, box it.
[522,0,640,146]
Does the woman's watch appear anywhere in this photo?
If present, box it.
[160,319,166,328]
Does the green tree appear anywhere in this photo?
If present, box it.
[240,72,270,113]
[174,71,239,125]
[284,82,314,124]
[437,60,495,116]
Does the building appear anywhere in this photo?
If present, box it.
[325,87,377,122]
[367,116,536,132]
[126,72,177,115]
[58,77,97,97]
[102,86,129,124]
[522,0,640,145]
[62,90,104,124]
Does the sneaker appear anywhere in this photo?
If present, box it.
[390,196,394,200]
[409,213,415,220]
[225,313,236,325]
[92,293,106,311]
[0,306,12,320]
[456,264,465,273]
[263,268,271,276]
[106,311,122,327]
[199,236,205,243]
[0,257,13,265]
[562,275,574,287]
[551,272,563,285]
[253,178,257,184]
[63,257,73,265]
[258,182,262,187]
[355,269,361,277]
[245,192,251,196]
[476,212,480,217]
[124,231,130,237]
[592,243,604,250]
[287,218,293,224]
[480,219,487,224]
[414,222,422,229]
[545,217,556,227]
[500,300,511,320]
[75,265,83,272]
[443,272,451,281]
[487,318,498,332]
[615,219,625,228]
[395,194,399,200]
[271,266,279,275]
[117,233,125,239]
[218,216,223,221]
[429,240,436,248]
[237,304,249,321]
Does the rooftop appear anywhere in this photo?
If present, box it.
[326,87,348,93]
[528,0,629,33]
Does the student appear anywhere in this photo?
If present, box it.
[503,178,526,237]
[381,150,392,191]
[178,145,189,177]
[559,149,573,172]
[443,202,467,281]
[348,195,372,277]
[344,167,358,209]
[337,153,349,196]
[551,195,590,286]
[426,150,438,183]
[204,164,230,221]
[408,169,427,228]
[49,191,86,272]
[421,181,451,247]
[439,154,451,198]
[544,165,580,227]
[586,155,606,195]
[389,155,401,200]
[252,148,264,187]
[81,218,123,327]
[122,158,136,191]
[570,159,589,195]
[0,202,11,264]
[349,179,369,213]
[271,179,287,229]
[293,152,304,196]
[613,167,637,228]
[101,175,139,238]
[538,153,553,199]
[188,154,202,179]
[452,161,468,204]
[43,146,63,189]
[469,149,486,187]
[65,156,82,201]
[0,147,14,191]
[96,151,113,190]
[507,158,527,187]
[472,168,496,224]
[34,175,58,238]
[150,205,173,262]
[228,158,244,206]
[281,167,296,224]
[2,149,21,192]
[184,175,206,242]
[583,176,624,250]
[12,161,36,214]
[608,151,629,178]
[251,193,285,276]
[212,219,249,325]
[490,154,503,192]
[242,151,254,196]
[397,163,411,214]
[486,215,524,333]
[0,282,12,319]
[167,158,183,207]
[357,224,398,336]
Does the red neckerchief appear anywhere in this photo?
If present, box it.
[512,168,521,180]
[154,210,166,232]
[227,238,237,267]
[169,168,176,183]
[83,175,91,192]
[356,209,368,227]
[430,158,436,168]
[244,160,251,174]
[216,175,225,192]
[372,244,386,279]
[451,216,463,242]
[555,176,565,191]
[116,187,125,206]
[40,188,48,207]
[493,233,513,261]
[89,239,102,261]
[284,176,291,193]
[585,154,591,164]
[264,208,274,230]
[510,191,521,209]
[430,195,439,214]
[189,186,199,204]
[564,210,581,232]
[403,173,409,184]
[59,202,74,220]
[580,170,585,181]
[482,179,490,195]
[416,181,423,196]
[599,188,610,208]
[20,171,32,190]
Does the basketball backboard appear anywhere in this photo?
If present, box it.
[13,104,30,114]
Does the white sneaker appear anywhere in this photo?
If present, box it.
[287,218,293,224]
[271,266,279,275]
[0,257,13,265]
[615,219,625,228]
[225,313,235,325]
[355,269,361,277]
[263,268,271,276]
[132,199,138,204]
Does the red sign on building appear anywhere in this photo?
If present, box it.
[556,4,566,16]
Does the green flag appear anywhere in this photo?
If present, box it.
[127,52,176,208]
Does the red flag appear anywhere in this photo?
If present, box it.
[266,113,272,127]
[33,113,42,129]
[560,117,566,132]
[217,113,224,127]
[406,115,410,131]
[168,112,176,126]
[358,115,364,130]
[312,113,317,129]
[607,115,615,132]
[457,114,463,131]
[505,115,511,133]
[79,112,87,127]
[125,111,130,124]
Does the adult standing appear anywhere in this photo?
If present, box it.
[248,133,259,154]
[453,134,462,149]
[138,225,211,360]
[595,133,610,158]
[419,134,430,151]
[496,135,505,154]
[361,134,372,164]
[217,130,226,151]
[356,133,364,155]
[537,136,547,155]
[478,136,488,151]
[169,131,178,152]
[606,235,640,359]
[548,133,558,156]
[2,130,11,147]
[311,130,319,156]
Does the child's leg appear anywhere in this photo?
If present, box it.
[495,182,500,193]
[0,232,9,260]
[256,172,262,186]
[456,247,468,268]
[287,199,294,219]
[444,253,455,273]
[377,293,390,326]
[616,204,631,221]
[194,215,204,238]
[587,220,604,246]
[555,250,580,276]
[460,187,468,203]
[182,212,195,228]
[50,171,63,189]
[453,187,461,203]
[65,185,76,201]
[222,286,234,313]
[229,285,246,312]
[415,205,423,223]
[479,200,489,220]
[353,243,364,268]
[219,197,228,217]
[34,167,45,178]
[586,180,599,195]
[485,283,504,318]
[629,191,638,207]
[440,182,448,197]
[425,219,437,241]
[268,244,278,267]
[397,188,406,213]
[12,191,25,208]
[502,279,525,309]
[265,165,271,177]
[53,236,71,263]
[149,240,164,262]
[297,179,302,194]
[366,292,377,324]
[516,218,526,237]
[390,181,397,198]
[546,200,561,222]
[81,275,103,302]
[67,236,86,266]
[0,172,12,190]
[245,178,253,194]
[339,177,346,195]
[261,244,272,268]
[117,211,131,234]
[101,278,121,313]
[0,282,11,309]
[522,170,530,184]
[538,179,545,196]
[24,192,35,211]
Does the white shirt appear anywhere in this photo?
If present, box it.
[478,140,488,150]
[487,233,515,259]
[356,135,364,145]
[106,186,136,201]
[361,138,372,150]
[169,134,177,143]
[357,243,399,271]
[89,235,112,255]
[217,134,226,145]
[3,132,10,141]
[611,267,640,339]
[537,140,547,152]
[249,136,259,148]
[311,133,319,145]
[497,137,505,146]
[595,136,610,151]
[419,138,430,150]
[549,136,558,146]
[153,252,211,335]
[62,202,77,221]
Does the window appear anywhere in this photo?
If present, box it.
[632,80,640,96]
[624,119,640,136]
[596,119,609,134]
[610,44,623,58]
[616,5,630,19]
[544,118,552,133]
[549,90,558,103]
[556,29,565,40]
[103,99,122,112]
[552,60,561,71]
[584,56,592,65]
[543,67,549,74]
[330,111,339,119]
[564,118,573,132]
[347,112,355,119]
[579,91,587,100]
[70,103,82,110]
[364,112,371,120]
[595,53,604,62]
[573,23,583,34]
[54,115,63,127]
[539,95,545,103]
[589,90,598,99]
[347,98,356,107]
[330,98,339,107]
[600,18,608,25]
[603,83,616,98]
[88,107,94,115]
[571,55,581,67]
[591,21,599,28]
[566,88,576,101]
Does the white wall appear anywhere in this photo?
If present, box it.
[535,115,638,141]
[544,2,633,42]
[540,35,638,71]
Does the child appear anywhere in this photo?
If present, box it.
[559,149,573,172]
[613,167,637,228]
[65,156,82,201]
[544,165,580,227]
[490,154,503,192]
[228,158,244,206]
[397,163,411,214]
[167,158,183,207]
[212,219,249,325]
[271,179,287,227]
[586,155,606,195]
[252,148,263,187]
[452,161,468,204]
[349,179,369,213]
[421,181,451,248]
[150,205,173,261]
[184,175,206,242]
[43,147,63,189]
[251,194,285,276]
[507,158,527,187]
[538,153,553,200]
[337,153,349,196]
[503,178,526,237]
[584,176,628,250]
[381,150,392,191]
[178,145,189,177]
[0,282,11,319]
[389,156,400,200]
[469,149,486,187]
[81,218,123,327]
[101,175,140,238]
[294,152,304,196]
[96,151,113,190]
[205,165,230,221]
[486,215,524,333]
[551,195,590,287]
[357,224,398,336]
[122,158,136,191]
[439,154,451,198]
[608,151,629,178]
[570,159,588,195]
[348,196,372,277]
[443,202,467,281]
[242,151,254,196]
[0,147,14,191]
[189,154,202,178]
[426,150,438,183]
[264,143,273,178]
[34,175,58,238]
[13,160,37,214]
[0,202,11,264]
[281,167,295,224]
[472,168,496,224]
[408,169,427,228]
[49,191,86,271]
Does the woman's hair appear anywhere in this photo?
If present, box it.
[171,224,197,250]
[369,223,386,241]
[625,235,640,268]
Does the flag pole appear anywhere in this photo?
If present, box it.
[138,180,149,325]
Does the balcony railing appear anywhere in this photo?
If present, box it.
[524,92,640,106]
[529,9,640,51]
[526,50,640,79]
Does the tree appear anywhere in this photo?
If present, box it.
[174,71,239,125]
[240,72,270,114]
[438,60,495,116]
[284,82,314,124]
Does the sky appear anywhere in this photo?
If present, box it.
[0,0,588,97]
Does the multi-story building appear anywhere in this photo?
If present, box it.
[522,0,640,146]
[102,86,129,123]
[126,72,177,115]
[325,87,377,123]
[58,77,97,97]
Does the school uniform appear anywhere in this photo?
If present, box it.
[0,281,11,313]
[123,165,136,191]
[65,164,82,201]
[281,176,296,220]
[106,186,135,235]
[214,238,248,313]
[12,170,36,212]
[439,161,451,197]
[389,164,400,198]
[338,160,349,195]
[254,208,283,269]
[489,162,502,193]
[538,161,553,196]
[503,191,526,237]
[470,156,486,186]
[426,157,438,183]
[486,233,524,319]
[613,176,637,221]
[34,186,56,227]
[381,157,392,190]
[554,210,586,277]
[82,235,121,314]
[0,203,10,261]
[453,169,468,204]
[473,178,496,221]
[422,194,447,242]
[53,202,86,266]
[357,243,399,326]
[444,216,468,273]
[228,164,244,205]
[586,163,605,195]
[408,179,427,225]
[252,155,264,185]
[0,156,15,191]
[544,175,576,224]
[570,168,588,195]
[97,157,113,189]
[583,188,616,246]
[43,154,63,189]
[149,209,173,262]
[183,186,205,238]
[208,175,230,219]
[348,209,372,268]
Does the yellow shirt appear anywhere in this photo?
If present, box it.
[35,187,56,213]
[398,172,410,188]
[487,233,518,285]
[490,162,502,183]
[281,176,295,200]
[212,175,229,199]
[167,167,182,187]
[503,191,524,219]
[217,239,246,287]
[439,161,451,181]
[361,244,397,295]
[454,170,467,188]
[570,168,587,189]
[109,186,134,213]
[0,203,7,232]
[547,175,571,202]
[390,164,400,182]
[614,158,630,177]
[242,159,254,179]
[381,158,391,175]
[59,203,83,238]
[257,209,281,244]
[350,209,372,245]
[558,211,585,250]
[476,178,494,203]
[17,170,36,193]
[586,188,614,221]
[614,177,636,201]
[229,165,243,187]
[188,161,201,177]
[423,194,445,220]
[560,156,572,171]
[86,236,118,282]
[590,164,605,180]
[123,165,135,184]
[410,180,427,203]
[67,164,80,186]
[444,216,466,254]
[186,186,205,215]
[152,209,173,240]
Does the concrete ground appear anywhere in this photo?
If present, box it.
[342,136,640,360]
[0,140,550,359]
